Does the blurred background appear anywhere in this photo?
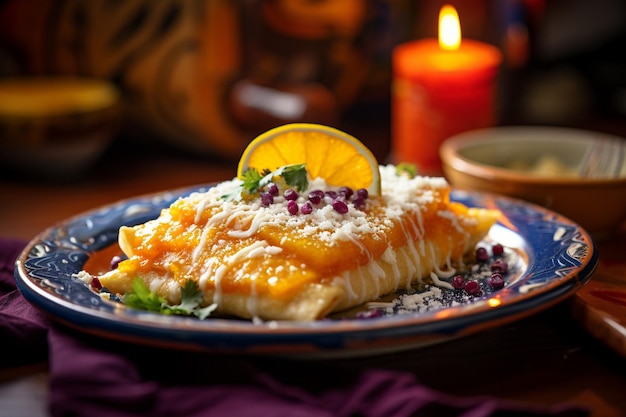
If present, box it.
[0,0,625,180]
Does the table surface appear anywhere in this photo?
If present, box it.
[1,132,626,417]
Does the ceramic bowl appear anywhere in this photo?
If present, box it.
[0,76,120,180]
[440,126,626,240]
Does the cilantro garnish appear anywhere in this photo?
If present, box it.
[279,163,308,192]
[240,164,309,196]
[123,278,217,319]
[396,163,418,178]
[241,168,268,194]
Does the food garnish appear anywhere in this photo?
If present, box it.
[237,123,381,195]
[395,162,419,178]
[123,278,217,319]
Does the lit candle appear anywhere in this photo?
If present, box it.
[391,5,502,175]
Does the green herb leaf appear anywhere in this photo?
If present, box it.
[281,163,308,192]
[122,278,216,319]
[177,280,204,311]
[123,278,167,313]
[194,304,218,320]
[242,164,309,197]
[241,168,264,194]
[396,163,418,178]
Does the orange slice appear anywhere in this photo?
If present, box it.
[237,123,381,195]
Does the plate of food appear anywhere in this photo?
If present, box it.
[14,124,598,358]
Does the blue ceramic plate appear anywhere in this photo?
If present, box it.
[14,186,598,358]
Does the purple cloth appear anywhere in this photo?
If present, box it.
[1,237,588,417]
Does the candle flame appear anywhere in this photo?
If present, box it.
[439,5,461,50]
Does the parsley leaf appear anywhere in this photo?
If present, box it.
[123,278,217,319]
[281,164,308,192]
[241,168,264,194]
[123,278,165,312]
[178,279,203,311]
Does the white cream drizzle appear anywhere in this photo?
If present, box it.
[427,241,449,277]
[381,246,400,288]
[337,272,357,300]
[367,261,385,296]
[429,272,454,290]
[206,206,233,226]
[211,264,227,305]
[192,225,211,264]
[228,210,273,238]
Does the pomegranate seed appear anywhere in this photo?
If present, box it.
[332,199,349,213]
[284,189,298,201]
[301,202,313,214]
[325,190,338,199]
[356,188,368,200]
[492,243,504,257]
[464,280,481,296]
[91,276,103,290]
[491,259,508,274]
[352,196,366,210]
[267,183,279,196]
[260,191,274,206]
[110,255,124,270]
[287,200,298,214]
[339,186,353,199]
[452,275,465,290]
[475,247,489,263]
[308,190,324,205]
[451,274,465,289]
[489,273,505,289]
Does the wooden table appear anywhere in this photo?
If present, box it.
[1,133,626,417]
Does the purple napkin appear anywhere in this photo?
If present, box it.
[1,237,589,417]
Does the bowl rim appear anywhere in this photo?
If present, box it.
[440,126,626,186]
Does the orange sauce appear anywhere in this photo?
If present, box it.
[82,243,124,275]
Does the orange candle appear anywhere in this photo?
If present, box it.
[392,5,502,175]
